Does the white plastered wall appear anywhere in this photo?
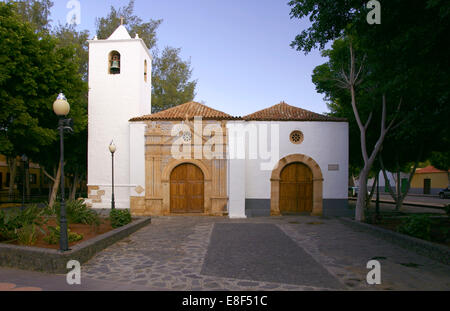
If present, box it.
[227,120,349,216]
[87,36,151,209]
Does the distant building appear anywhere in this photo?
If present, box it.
[0,155,45,193]
[410,166,449,195]
[367,171,410,194]
[0,155,55,207]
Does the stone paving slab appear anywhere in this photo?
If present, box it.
[1,215,450,291]
[201,223,343,289]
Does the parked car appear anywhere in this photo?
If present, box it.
[348,186,358,197]
[439,187,450,199]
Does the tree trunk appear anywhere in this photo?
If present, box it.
[396,168,401,210]
[70,170,79,200]
[379,146,422,211]
[48,163,61,208]
[356,168,371,221]
[7,157,17,199]
[375,171,380,217]
[366,174,378,208]
[25,162,30,200]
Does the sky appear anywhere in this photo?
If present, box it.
[48,0,330,117]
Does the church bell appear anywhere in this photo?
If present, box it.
[110,54,120,73]
[111,60,120,70]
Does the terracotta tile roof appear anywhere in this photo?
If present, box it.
[242,102,346,122]
[416,165,449,174]
[129,102,239,121]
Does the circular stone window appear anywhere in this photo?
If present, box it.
[182,131,192,143]
[290,130,304,144]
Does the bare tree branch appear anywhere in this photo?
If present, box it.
[386,97,402,132]
[364,111,373,131]
[41,167,56,183]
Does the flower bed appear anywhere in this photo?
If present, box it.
[0,216,151,273]
[3,217,114,249]
[0,200,133,248]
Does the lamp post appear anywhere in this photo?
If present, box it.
[109,141,116,210]
[53,93,72,252]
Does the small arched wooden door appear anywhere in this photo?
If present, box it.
[170,163,204,213]
[279,162,313,214]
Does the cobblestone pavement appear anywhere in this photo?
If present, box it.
[81,216,450,291]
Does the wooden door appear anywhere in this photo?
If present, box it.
[170,163,204,213]
[279,162,313,214]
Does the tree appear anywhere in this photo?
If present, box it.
[95,0,197,113]
[430,150,450,172]
[0,2,87,204]
[53,24,90,80]
[290,0,450,220]
[152,47,197,113]
[95,0,161,50]
[312,38,400,221]
[13,0,53,34]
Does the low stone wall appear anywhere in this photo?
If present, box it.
[0,217,151,274]
[340,217,450,266]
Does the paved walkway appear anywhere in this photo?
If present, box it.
[1,216,449,290]
[370,194,449,207]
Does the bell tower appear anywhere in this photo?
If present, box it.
[87,25,152,209]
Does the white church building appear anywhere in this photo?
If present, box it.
[86,25,350,218]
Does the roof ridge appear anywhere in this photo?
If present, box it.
[130,101,347,122]
[129,101,238,121]
[242,101,345,122]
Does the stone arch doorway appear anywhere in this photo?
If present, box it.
[271,154,323,216]
[170,163,204,213]
[279,162,313,214]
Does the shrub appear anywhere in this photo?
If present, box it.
[397,214,432,240]
[43,226,84,245]
[16,224,38,246]
[0,206,47,242]
[109,209,132,228]
[54,199,101,226]
[444,204,450,217]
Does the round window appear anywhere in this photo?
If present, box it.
[182,131,192,142]
[290,130,304,144]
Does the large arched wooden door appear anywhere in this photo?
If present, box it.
[279,162,313,214]
[170,163,204,213]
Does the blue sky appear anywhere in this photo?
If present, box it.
[49,0,329,117]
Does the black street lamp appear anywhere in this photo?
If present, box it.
[53,93,73,252]
[109,141,116,210]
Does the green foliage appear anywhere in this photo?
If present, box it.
[11,0,53,34]
[152,47,197,113]
[0,206,47,241]
[53,200,100,226]
[302,0,450,181]
[16,224,38,246]
[43,225,83,245]
[444,204,450,218]
[109,209,132,228]
[52,24,90,81]
[0,1,87,166]
[95,0,161,50]
[429,150,450,171]
[397,215,432,241]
